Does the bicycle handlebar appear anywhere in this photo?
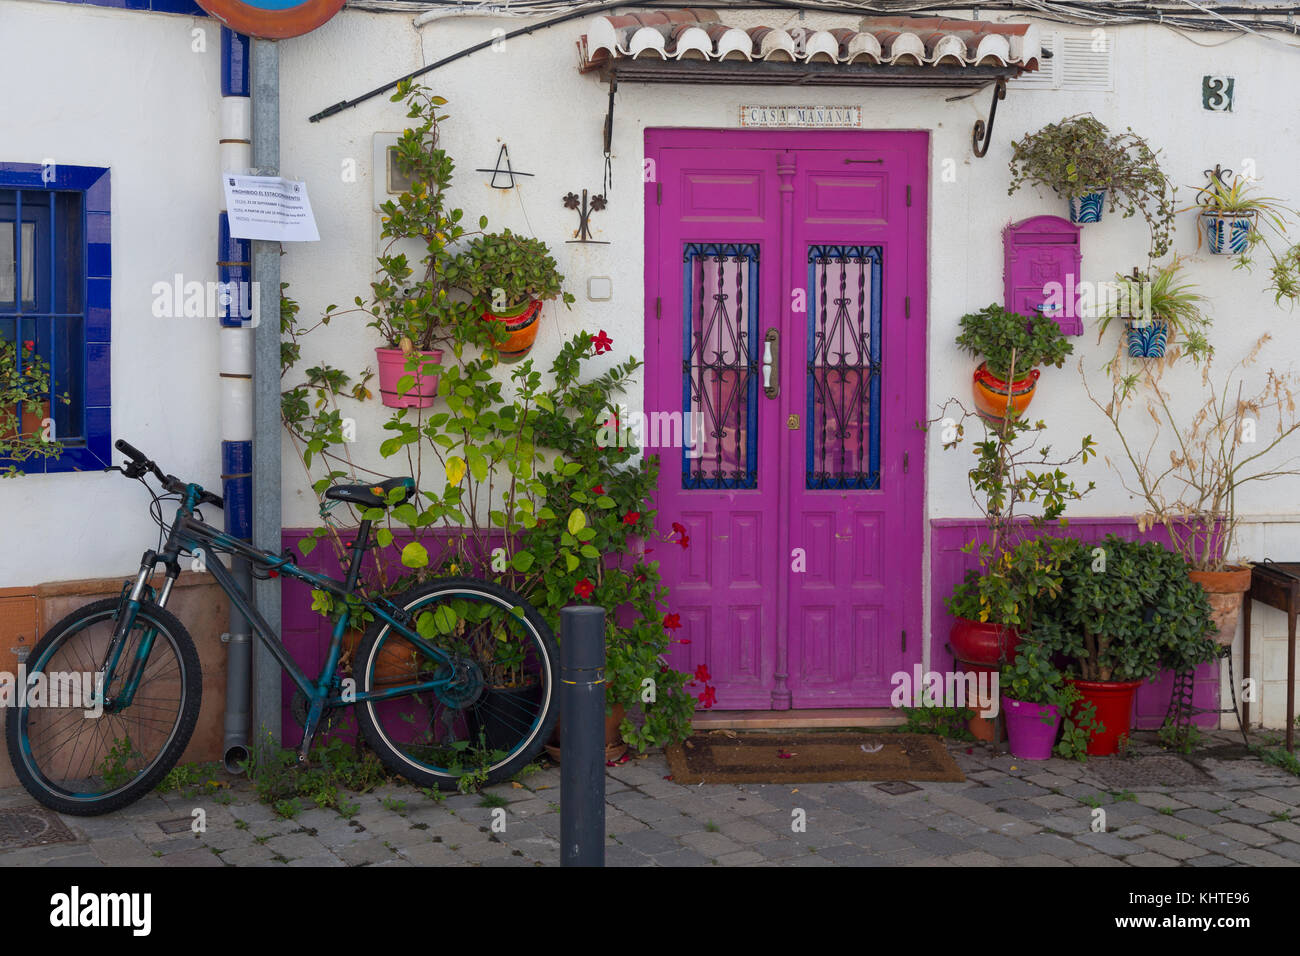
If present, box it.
[113,439,225,509]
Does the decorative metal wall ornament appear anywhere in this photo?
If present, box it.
[971,78,1007,159]
[1195,164,1234,206]
[474,144,534,190]
[563,189,609,244]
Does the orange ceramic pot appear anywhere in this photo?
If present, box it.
[972,363,1040,420]
[483,299,542,362]
[1188,566,1253,646]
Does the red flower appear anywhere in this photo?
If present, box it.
[623,511,640,525]
[573,578,594,599]
[592,330,613,355]
[672,522,686,536]
[698,685,717,709]
[675,638,691,645]
[694,664,711,682]
[21,340,35,352]
[678,535,690,549]
[663,613,681,630]
[777,750,796,759]
[592,484,604,494]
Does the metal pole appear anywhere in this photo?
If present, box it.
[250,36,282,744]
[560,605,606,867]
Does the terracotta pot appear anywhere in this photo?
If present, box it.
[949,616,1020,667]
[343,630,421,685]
[3,400,50,443]
[972,362,1040,420]
[1069,678,1143,756]
[1188,566,1252,647]
[482,299,542,362]
[545,701,626,763]
[375,347,443,409]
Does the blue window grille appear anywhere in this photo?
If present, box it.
[806,244,882,490]
[0,163,111,473]
[681,242,760,491]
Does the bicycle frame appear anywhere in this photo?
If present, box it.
[110,483,462,752]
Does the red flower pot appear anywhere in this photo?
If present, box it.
[482,299,542,362]
[949,617,1020,667]
[1069,678,1143,756]
[972,363,1040,420]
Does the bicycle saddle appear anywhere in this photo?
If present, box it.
[324,476,416,509]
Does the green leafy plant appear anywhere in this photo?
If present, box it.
[0,338,69,476]
[955,304,1073,383]
[1157,718,1204,754]
[1008,114,1177,261]
[461,229,576,313]
[1035,535,1218,681]
[1056,702,1103,762]
[1097,257,1212,363]
[899,706,976,740]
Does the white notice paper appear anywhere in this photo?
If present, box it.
[222,174,320,242]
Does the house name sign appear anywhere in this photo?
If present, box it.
[739,105,862,128]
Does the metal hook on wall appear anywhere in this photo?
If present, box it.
[972,78,1007,159]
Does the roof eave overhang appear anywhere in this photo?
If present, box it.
[586,58,1026,88]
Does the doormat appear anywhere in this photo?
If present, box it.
[664,732,965,785]
[0,807,78,851]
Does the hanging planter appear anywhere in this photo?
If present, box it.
[481,298,543,362]
[1067,191,1107,224]
[375,346,444,409]
[972,363,1040,420]
[1201,210,1257,255]
[1124,318,1169,358]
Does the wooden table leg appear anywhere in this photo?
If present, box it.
[1243,595,1252,733]
[1288,605,1296,753]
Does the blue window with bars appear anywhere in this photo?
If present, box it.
[0,163,111,473]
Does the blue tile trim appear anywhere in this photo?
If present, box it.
[40,0,208,14]
[0,162,111,475]
[222,29,251,98]
[222,439,253,539]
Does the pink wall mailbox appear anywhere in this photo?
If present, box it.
[1003,215,1083,336]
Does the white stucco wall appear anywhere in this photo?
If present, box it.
[4,1,1300,723]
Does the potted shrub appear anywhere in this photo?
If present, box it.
[1097,257,1212,360]
[955,303,1073,418]
[364,84,484,408]
[1188,171,1291,256]
[1086,336,1300,648]
[1008,114,1176,259]
[1037,535,1217,755]
[1,339,67,476]
[461,229,575,362]
[999,640,1076,760]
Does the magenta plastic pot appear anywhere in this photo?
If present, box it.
[1003,696,1062,761]
[375,347,443,409]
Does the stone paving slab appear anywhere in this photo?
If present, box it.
[1,730,1296,867]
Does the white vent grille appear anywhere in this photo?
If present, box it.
[1060,32,1114,91]
[1009,31,1058,89]
[1008,30,1114,92]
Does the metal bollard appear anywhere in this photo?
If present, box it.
[560,605,606,867]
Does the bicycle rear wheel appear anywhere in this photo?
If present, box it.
[353,578,558,790]
[4,597,202,816]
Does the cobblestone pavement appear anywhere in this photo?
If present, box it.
[1,731,1297,867]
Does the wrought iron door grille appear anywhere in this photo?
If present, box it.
[681,242,759,490]
[806,244,882,490]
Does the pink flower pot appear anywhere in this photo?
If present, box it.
[375,347,443,409]
[1003,697,1062,760]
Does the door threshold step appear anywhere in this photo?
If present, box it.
[691,708,904,730]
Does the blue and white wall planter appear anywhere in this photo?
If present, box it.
[1201,210,1257,255]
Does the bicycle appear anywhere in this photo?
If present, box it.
[5,439,559,816]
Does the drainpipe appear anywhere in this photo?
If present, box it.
[219,26,253,773]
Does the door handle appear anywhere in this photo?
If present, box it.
[763,327,779,399]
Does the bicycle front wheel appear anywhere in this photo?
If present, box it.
[354,578,558,790]
[4,597,202,816]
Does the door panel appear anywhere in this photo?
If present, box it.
[646,130,926,710]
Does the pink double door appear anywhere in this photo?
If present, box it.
[644,129,927,710]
